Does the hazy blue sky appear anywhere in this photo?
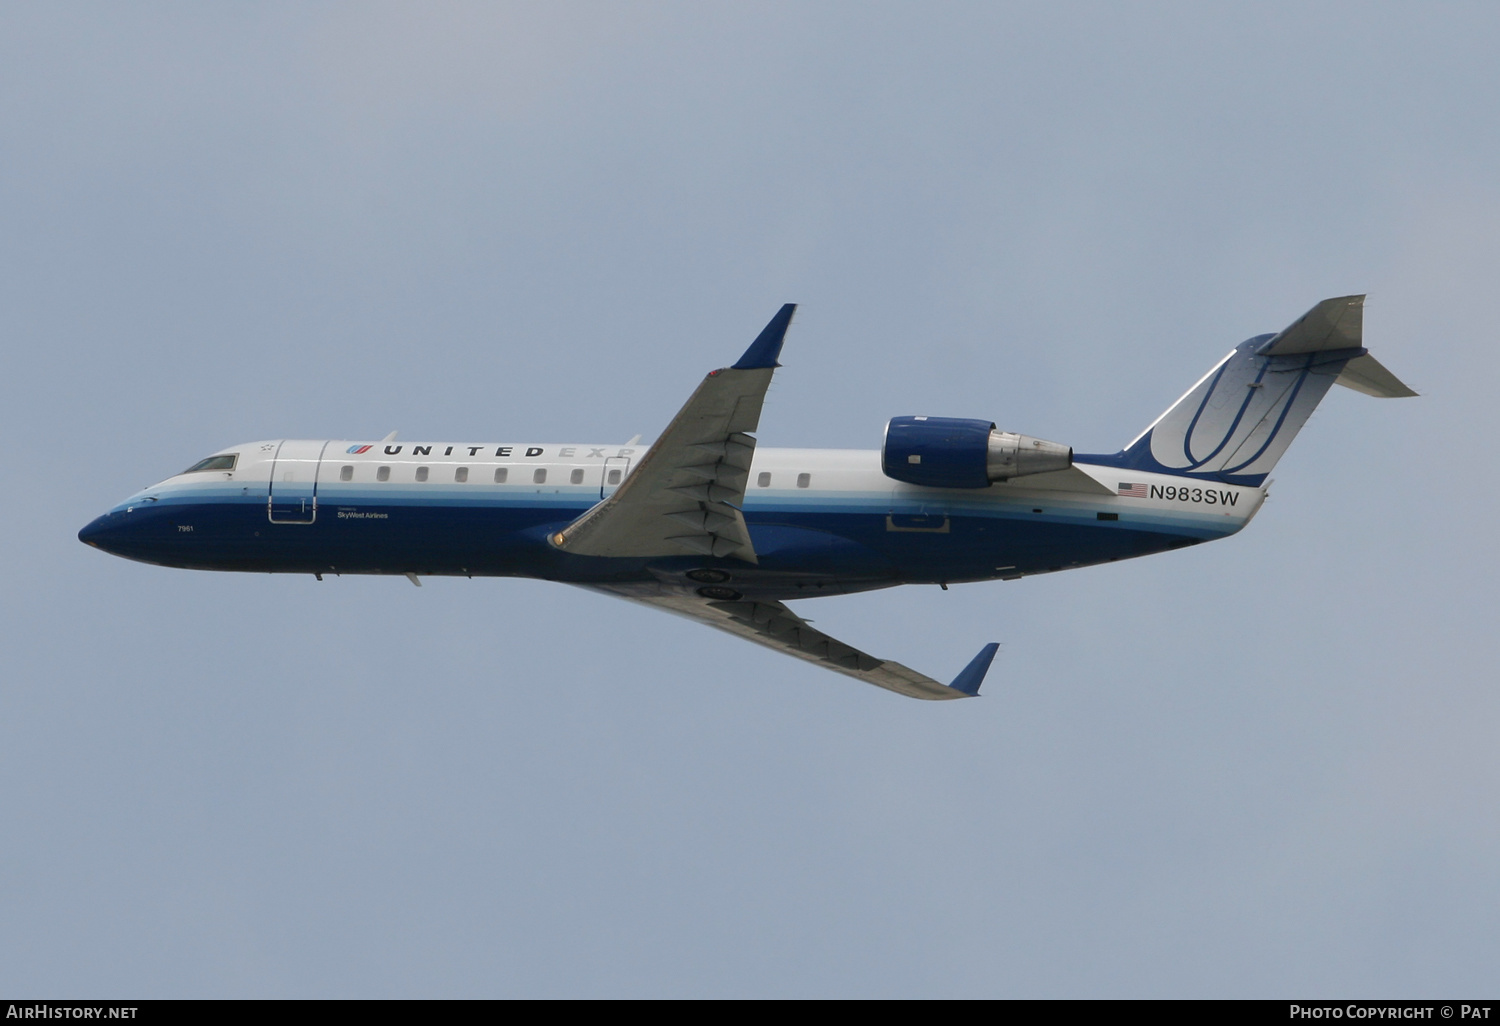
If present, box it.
[3,2,1497,997]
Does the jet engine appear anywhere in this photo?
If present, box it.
[881,416,1072,488]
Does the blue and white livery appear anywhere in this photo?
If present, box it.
[79,297,1414,700]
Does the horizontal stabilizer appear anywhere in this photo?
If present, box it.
[1258,295,1364,355]
[1334,353,1418,398]
[1261,295,1415,395]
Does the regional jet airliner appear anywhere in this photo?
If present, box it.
[79,297,1414,700]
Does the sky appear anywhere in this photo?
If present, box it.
[2,1,1498,998]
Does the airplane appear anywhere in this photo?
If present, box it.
[78,296,1415,701]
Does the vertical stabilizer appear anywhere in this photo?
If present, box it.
[1084,296,1414,486]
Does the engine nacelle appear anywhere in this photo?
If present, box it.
[882,416,1073,488]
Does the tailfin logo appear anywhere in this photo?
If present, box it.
[346,444,373,454]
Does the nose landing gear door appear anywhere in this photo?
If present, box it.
[269,440,328,524]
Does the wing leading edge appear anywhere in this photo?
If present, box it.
[585,583,999,700]
[549,304,797,562]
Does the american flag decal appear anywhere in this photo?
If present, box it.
[1117,482,1149,498]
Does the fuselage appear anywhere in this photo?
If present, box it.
[79,439,1264,601]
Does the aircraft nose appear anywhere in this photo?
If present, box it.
[78,511,128,554]
[79,513,110,548]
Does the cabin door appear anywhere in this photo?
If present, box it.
[268,440,327,524]
[600,456,631,499]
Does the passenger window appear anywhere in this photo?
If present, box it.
[183,454,237,473]
[376,466,391,482]
[455,467,469,483]
[415,467,429,482]
[339,466,353,482]
[569,468,584,484]
[533,469,547,484]
[797,473,811,488]
[494,467,508,483]
[607,469,622,485]
[757,472,771,487]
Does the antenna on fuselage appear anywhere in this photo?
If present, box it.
[382,430,398,442]
[625,434,642,446]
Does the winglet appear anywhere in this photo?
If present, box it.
[732,303,797,370]
[948,642,1000,697]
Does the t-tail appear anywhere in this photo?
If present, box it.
[1085,295,1416,487]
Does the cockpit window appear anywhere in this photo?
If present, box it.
[183,454,237,473]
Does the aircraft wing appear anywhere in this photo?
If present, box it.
[585,583,999,701]
[550,305,798,563]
